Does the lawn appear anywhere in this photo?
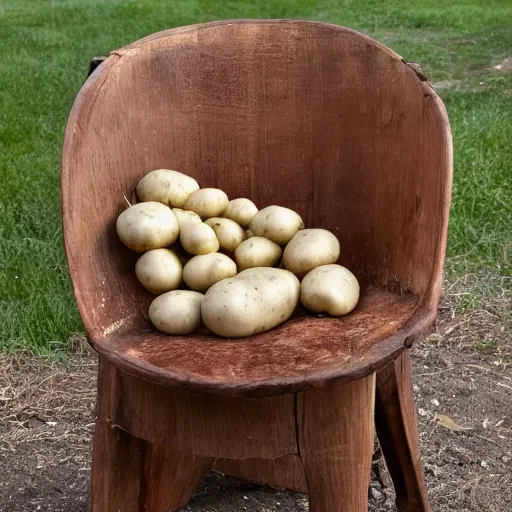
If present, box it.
[0,0,511,354]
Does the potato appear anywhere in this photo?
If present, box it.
[300,264,360,316]
[183,253,237,292]
[172,208,201,227]
[179,221,219,255]
[135,248,182,294]
[136,169,199,207]
[184,188,229,218]
[234,237,282,270]
[116,201,179,252]
[149,290,204,334]
[223,198,258,227]
[283,229,340,278]
[201,268,300,337]
[249,205,304,245]
[204,217,246,253]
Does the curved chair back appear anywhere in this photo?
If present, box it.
[62,20,452,341]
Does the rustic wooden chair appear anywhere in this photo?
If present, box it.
[62,20,452,512]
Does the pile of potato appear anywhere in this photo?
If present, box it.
[116,169,360,338]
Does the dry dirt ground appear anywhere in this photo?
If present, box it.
[1,291,511,511]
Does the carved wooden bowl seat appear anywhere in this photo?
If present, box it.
[62,20,451,512]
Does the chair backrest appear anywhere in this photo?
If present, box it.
[62,20,452,340]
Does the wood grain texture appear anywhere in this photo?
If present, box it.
[107,288,418,396]
[375,350,431,512]
[214,455,307,492]
[141,444,212,512]
[112,368,298,459]
[91,359,212,511]
[62,20,452,395]
[298,374,376,511]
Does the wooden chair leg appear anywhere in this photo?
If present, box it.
[297,374,375,512]
[91,359,212,511]
[375,349,430,512]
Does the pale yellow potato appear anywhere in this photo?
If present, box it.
[283,229,340,278]
[179,221,219,255]
[136,169,199,207]
[149,290,204,334]
[183,253,237,292]
[201,268,300,337]
[172,208,201,227]
[204,217,246,253]
[184,188,229,218]
[234,237,282,270]
[223,198,258,227]
[300,264,360,316]
[116,201,179,253]
[135,248,182,294]
[249,205,304,245]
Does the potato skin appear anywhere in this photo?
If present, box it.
[249,205,304,245]
[283,229,340,278]
[149,290,204,334]
[204,217,246,253]
[172,208,201,226]
[137,169,199,207]
[184,188,229,218]
[300,264,360,316]
[223,198,258,227]
[179,221,220,255]
[135,248,183,294]
[183,253,237,292]
[234,237,282,270]
[201,268,300,337]
[116,201,179,252]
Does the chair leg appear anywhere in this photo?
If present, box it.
[297,374,375,512]
[375,349,430,512]
[91,359,212,511]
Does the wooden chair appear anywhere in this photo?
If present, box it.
[62,20,452,512]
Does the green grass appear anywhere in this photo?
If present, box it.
[1,0,511,353]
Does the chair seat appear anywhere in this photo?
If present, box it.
[94,287,421,396]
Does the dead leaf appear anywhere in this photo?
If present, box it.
[435,413,472,432]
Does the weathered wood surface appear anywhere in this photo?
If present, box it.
[92,359,386,511]
[113,367,298,459]
[109,288,419,396]
[375,350,431,511]
[62,20,451,396]
[298,375,376,511]
[91,359,213,512]
[219,352,432,509]
[69,19,447,512]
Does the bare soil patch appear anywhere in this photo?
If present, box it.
[1,300,510,511]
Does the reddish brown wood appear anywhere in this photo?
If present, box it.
[109,288,418,396]
[62,20,452,396]
[91,359,212,511]
[375,350,431,512]
[113,368,298,459]
[62,21,453,510]
[215,455,307,492]
[141,444,212,512]
[298,374,376,511]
